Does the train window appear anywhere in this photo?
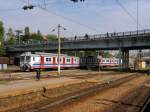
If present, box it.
[74,59,76,62]
[66,58,70,62]
[106,60,109,62]
[46,58,49,62]
[20,56,25,62]
[102,60,105,62]
[33,57,35,61]
[46,58,51,62]
[26,56,31,62]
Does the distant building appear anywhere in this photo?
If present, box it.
[134,58,150,70]
[0,57,9,70]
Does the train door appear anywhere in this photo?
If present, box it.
[40,56,44,68]
[63,57,65,67]
[53,57,56,68]
[71,57,74,67]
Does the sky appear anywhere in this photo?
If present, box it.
[0,0,150,37]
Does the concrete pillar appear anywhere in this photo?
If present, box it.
[119,48,122,70]
[119,48,129,71]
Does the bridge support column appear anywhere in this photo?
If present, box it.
[119,48,129,71]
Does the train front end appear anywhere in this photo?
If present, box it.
[20,53,32,71]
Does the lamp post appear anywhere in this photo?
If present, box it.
[52,24,66,75]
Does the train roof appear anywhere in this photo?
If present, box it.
[20,52,77,57]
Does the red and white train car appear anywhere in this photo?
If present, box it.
[79,56,121,68]
[99,58,120,67]
[20,52,79,71]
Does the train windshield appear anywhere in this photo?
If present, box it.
[26,56,31,62]
[20,56,25,62]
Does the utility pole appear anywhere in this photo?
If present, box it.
[137,0,139,35]
[58,24,61,75]
[137,0,142,60]
[52,24,66,75]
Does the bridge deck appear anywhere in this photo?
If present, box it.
[6,29,150,52]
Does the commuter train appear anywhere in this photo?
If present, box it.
[20,52,79,71]
[20,52,121,71]
[79,56,121,68]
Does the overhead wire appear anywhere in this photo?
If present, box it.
[0,8,22,12]
[19,0,100,33]
[115,0,142,29]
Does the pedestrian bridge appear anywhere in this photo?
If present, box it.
[6,29,150,53]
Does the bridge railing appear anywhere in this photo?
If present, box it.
[6,29,150,47]
[67,29,150,41]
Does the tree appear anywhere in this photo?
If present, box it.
[23,26,30,40]
[36,30,43,40]
[24,26,30,36]
[0,21,5,56]
[102,51,112,58]
[30,33,43,41]
[45,34,57,41]
[0,46,5,56]
[7,37,16,45]
[6,28,15,40]
[0,21,4,42]
[45,34,67,41]
[37,30,42,36]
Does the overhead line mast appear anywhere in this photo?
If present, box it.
[137,0,139,34]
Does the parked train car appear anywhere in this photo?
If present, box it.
[20,52,79,71]
[80,56,99,68]
[79,56,120,68]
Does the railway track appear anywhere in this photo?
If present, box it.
[107,82,150,112]
[139,94,150,112]
[21,74,140,112]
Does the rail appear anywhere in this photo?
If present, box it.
[139,95,150,112]
[25,74,138,112]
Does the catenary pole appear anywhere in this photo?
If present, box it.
[58,24,61,75]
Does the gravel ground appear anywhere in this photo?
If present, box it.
[45,76,150,112]
[0,70,133,112]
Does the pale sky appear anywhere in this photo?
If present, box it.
[0,0,150,37]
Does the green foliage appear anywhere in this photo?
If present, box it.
[23,26,30,40]
[102,51,112,58]
[63,51,98,57]
[115,52,120,58]
[7,28,15,39]
[6,28,16,45]
[0,45,6,56]
[37,30,42,36]
[23,28,44,41]
[24,26,30,36]
[0,21,5,56]
[30,33,43,41]
[7,37,16,45]
[45,34,57,41]
[0,21,4,42]
[84,51,97,56]
[45,34,67,41]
